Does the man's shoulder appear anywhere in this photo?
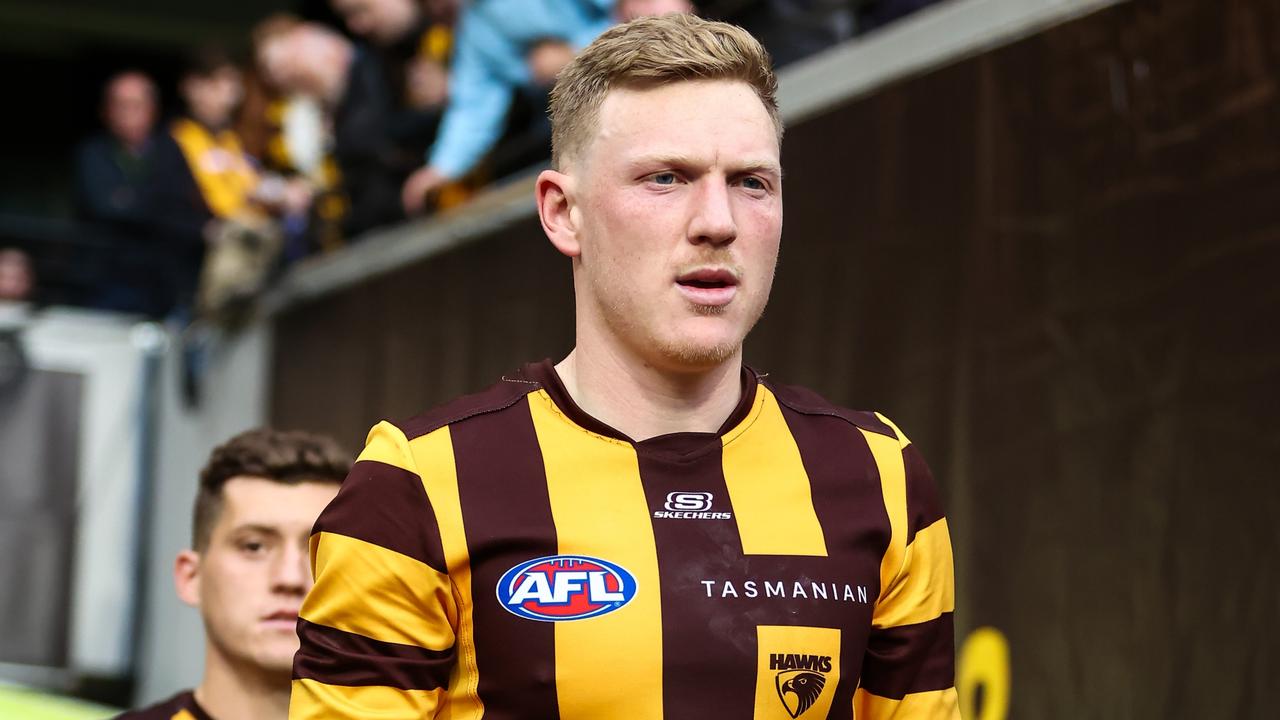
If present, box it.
[393,365,545,441]
[759,373,899,441]
[113,690,209,720]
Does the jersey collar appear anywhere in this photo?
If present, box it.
[521,358,760,458]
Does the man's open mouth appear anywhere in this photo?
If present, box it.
[676,268,738,289]
[675,268,739,306]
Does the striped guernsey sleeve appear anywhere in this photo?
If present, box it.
[290,421,457,719]
[853,414,961,719]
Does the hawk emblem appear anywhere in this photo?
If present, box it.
[775,670,827,718]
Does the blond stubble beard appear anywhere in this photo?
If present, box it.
[589,272,772,371]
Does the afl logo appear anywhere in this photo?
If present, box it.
[496,555,637,622]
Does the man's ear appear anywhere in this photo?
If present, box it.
[537,169,581,258]
[174,550,201,608]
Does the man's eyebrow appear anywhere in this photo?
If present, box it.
[229,523,283,537]
[734,160,783,178]
[627,152,702,169]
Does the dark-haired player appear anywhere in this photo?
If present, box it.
[117,429,349,720]
[294,13,959,720]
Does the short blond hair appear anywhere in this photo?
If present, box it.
[549,13,781,170]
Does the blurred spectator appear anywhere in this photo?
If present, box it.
[400,0,621,215]
[331,0,449,130]
[74,71,164,228]
[0,248,33,303]
[74,71,197,316]
[0,250,30,401]
[258,19,412,236]
[330,0,453,133]
[331,0,423,46]
[330,0,474,211]
[246,15,347,256]
[238,68,343,258]
[170,49,261,224]
[169,48,285,326]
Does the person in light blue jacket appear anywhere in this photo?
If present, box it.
[400,0,616,213]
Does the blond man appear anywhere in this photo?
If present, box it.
[292,15,959,719]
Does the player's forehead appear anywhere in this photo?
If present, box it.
[215,476,337,533]
[588,79,779,169]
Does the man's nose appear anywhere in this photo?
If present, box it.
[688,179,737,246]
[272,542,310,594]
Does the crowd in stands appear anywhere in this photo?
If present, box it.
[2,0,943,325]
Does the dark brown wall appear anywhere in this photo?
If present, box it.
[272,0,1280,715]
[273,225,577,446]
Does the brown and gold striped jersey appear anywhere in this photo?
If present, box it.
[114,690,212,720]
[291,360,959,719]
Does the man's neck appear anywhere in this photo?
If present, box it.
[555,341,744,442]
[195,647,291,720]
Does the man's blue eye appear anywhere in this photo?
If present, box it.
[652,173,676,185]
[741,177,765,190]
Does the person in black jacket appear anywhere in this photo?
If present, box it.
[74,71,198,316]
[257,20,408,237]
[331,0,454,183]
[75,71,163,228]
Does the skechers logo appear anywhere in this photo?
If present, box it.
[772,654,832,718]
[653,491,732,520]
[666,491,712,511]
[496,555,636,622]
